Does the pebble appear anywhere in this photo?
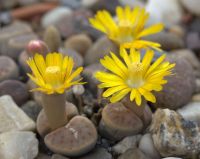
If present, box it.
[150,109,200,157]
[89,0,120,14]
[0,131,38,159]
[55,9,102,40]
[186,32,200,52]
[51,154,70,159]
[0,95,35,132]
[41,7,72,28]
[76,147,112,159]
[35,153,51,159]
[2,33,38,60]
[143,31,184,51]
[181,0,200,16]
[60,48,83,68]
[0,21,32,49]
[21,100,42,121]
[154,54,196,109]
[192,93,200,102]
[112,135,142,155]
[37,101,78,137]
[162,157,182,159]
[0,0,18,9]
[170,49,200,72]
[84,36,118,65]
[118,148,150,159]
[18,51,31,73]
[64,34,92,57]
[0,80,29,106]
[139,134,161,159]
[119,0,145,7]
[195,78,200,93]
[99,102,143,141]
[0,56,19,82]
[18,0,39,6]
[82,63,104,93]
[146,0,183,27]
[177,102,200,125]
[44,116,97,157]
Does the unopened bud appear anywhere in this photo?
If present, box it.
[26,40,49,57]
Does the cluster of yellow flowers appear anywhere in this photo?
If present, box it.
[27,6,175,106]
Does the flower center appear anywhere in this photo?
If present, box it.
[119,20,132,28]
[45,66,62,87]
[126,62,144,88]
[45,66,60,74]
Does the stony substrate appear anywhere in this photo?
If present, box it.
[0,0,200,159]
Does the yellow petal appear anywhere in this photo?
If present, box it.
[137,23,164,38]
[110,88,131,103]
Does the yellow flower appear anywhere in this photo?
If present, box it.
[89,6,164,50]
[95,48,175,106]
[27,53,84,94]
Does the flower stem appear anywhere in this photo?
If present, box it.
[42,93,68,130]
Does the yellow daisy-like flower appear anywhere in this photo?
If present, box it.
[89,6,164,50]
[27,53,84,94]
[95,48,175,106]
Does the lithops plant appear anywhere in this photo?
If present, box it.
[99,102,143,141]
[37,101,79,137]
[44,116,98,157]
[44,26,61,52]
[27,52,84,130]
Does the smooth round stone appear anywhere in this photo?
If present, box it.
[0,21,32,51]
[139,134,161,159]
[181,0,200,16]
[119,0,145,7]
[76,147,112,159]
[170,49,200,73]
[64,34,92,57]
[118,148,150,159]
[44,116,98,157]
[42,7,72,28]
[146,0,183,27]
[177,102,200,125]
[18,51,31,73]
[143,31,184,51]
[112,135,142,155]
[59,48,83,68]
[154,54,195,109]
[89,0,120,14]
[84,36,118,65]
[0,80,29,106]
[99,102,143,141]
[0,0,18,9]
[55,9,102,40]
[0,131,38,159]
[0,56,19,82]
[2,33,38,60]
[18,0,39,6]
[21,100,42,121]
[51,154,69,159]
[37,102,78,137]
[82,63,104,93]
[186,32,200,52]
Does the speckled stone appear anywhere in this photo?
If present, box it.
[150,109,200,157]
